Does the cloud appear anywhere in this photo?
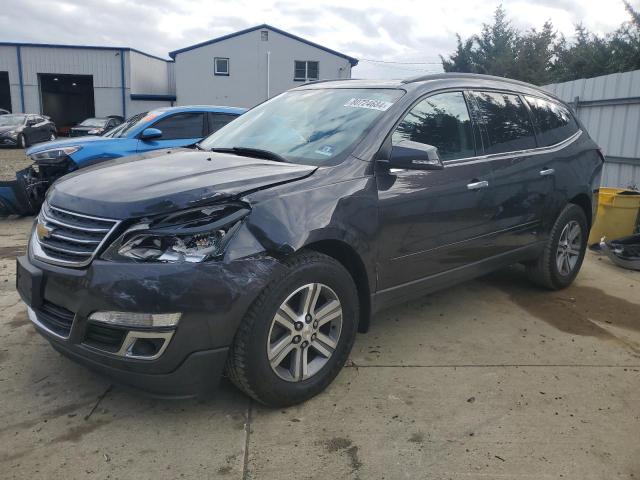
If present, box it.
[0,0,633,78]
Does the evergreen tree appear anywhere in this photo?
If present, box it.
[440,2,640,84]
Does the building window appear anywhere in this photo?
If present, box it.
[214,57,229,76]
[261,30,269,41]
[294,61,319,81]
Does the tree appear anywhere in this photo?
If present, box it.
[441,2,640,84]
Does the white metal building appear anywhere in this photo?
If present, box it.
[0,25,357,130]
[0,43,175,130]
[169,24,358,108]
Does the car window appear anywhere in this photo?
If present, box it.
[392,91,475,161]
[152,112,205,140]
[470,91,536,154]
[207,113,236,135]
[524,96,579,147]
[200,88,405,166]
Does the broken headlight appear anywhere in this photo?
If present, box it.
[30,146,82,163]
[101,203,250,263]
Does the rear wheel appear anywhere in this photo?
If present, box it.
[526,204,588,290]
[226,251,359,406]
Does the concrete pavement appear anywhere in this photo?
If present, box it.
[1,216,639,479]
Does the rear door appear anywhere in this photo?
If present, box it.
[138,112,206,152]
[376,90,496,290]
[467,90,546,251]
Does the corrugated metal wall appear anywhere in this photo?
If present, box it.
[544,70,640,189]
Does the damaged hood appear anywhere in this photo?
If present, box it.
[47,149,317,219]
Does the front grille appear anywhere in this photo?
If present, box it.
[34,202,119,267]
[37,301,75,337]
[84,322,127,353]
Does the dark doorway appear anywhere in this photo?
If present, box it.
[39,73,94,132]
[0,72,11,112]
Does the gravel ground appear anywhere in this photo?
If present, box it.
[0,148,30,181]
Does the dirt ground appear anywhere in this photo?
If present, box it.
[0,148,30,181]
[1,216,639,479]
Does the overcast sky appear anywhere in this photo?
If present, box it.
[0,0,634,78]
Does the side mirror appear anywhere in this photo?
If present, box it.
[26,119,37,126]
[140,127,162,140]
[387,140,444,170]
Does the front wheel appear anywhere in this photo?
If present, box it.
[526,204,588,290]
[49,132,56,141]
[18,134,27,149]
[226,251,359,406]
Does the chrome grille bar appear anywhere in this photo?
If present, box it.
[32,202,121,268]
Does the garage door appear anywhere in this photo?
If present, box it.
[39,73,95,131]
[0,72,10,112]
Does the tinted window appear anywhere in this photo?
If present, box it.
[392,91,475,161]
[152,112,205,140]
[471,91,536,154]
[524,96,578,147]
[207,113,236,135]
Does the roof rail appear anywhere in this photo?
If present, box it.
[402,72,537,89]
[299,78,358,86]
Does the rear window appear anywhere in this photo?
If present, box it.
[524,96,579,147]
[470,91,536,154]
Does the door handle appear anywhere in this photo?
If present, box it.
[539,168,555,176]
[467,180,489,190]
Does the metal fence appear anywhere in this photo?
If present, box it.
[543,70,640,189]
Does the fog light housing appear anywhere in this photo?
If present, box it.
[89,311,181,328]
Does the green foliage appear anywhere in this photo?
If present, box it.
[441,2,640,84]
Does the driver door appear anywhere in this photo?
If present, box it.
[376,91,496,292]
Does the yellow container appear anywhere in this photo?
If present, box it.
[588,188,640,245]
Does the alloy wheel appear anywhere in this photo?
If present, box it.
[267,283,342,382]
[556,220,582,276]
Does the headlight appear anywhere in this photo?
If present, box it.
[101,203,250,263]
[30,146,81,163]
[6,130,18,137]
[88,129,101,134]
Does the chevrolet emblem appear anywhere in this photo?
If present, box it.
[36,222,54,241]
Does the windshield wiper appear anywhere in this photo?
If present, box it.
[209,146,288,163]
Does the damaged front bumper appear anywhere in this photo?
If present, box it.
[0,167,44,216]
[0,160,72,216]
[600,234,640,271]
[16,247,281,399]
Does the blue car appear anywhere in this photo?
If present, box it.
[0,105,245,215]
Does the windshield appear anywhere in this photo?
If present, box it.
[0,114,26,127]
[78,118,107,127]
[103,111,151,138]
[200,88,404,166]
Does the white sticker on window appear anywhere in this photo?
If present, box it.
[343,98,393,111]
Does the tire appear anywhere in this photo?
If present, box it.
[49,132,56,141]
[18,134,27,149]
[226,250,359,407]
[526,204,588,290]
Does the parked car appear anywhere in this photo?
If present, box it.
[16,74,603,406]
[0,108,9,115]
[0,105,245,215]
[69,116,123,137]
[0,113,56,148]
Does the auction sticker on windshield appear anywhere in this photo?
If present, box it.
[343,98,393,111]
